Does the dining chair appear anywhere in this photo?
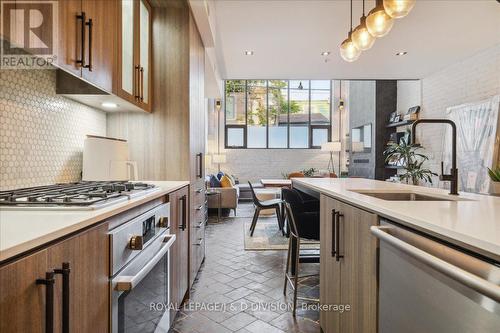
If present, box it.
[248,182,284,237]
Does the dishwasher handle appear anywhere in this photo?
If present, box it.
[114,234,176,291]
[371,226,500,302]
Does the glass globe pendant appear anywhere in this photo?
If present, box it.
[383,0,415,18]
[366,0,394,38]
[351,0,375,51]
[339,0,361,62]
[340,31,361,62]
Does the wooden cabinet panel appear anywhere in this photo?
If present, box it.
[80,0,116,92]
[0,223,109,333]
[337,201,378,333]
[56,0,81,76]
[169,186,190,324]
[47,223,109,333]
[116,0,152,111]
[319,195,378,333]
[0,250,48,333]
[319,194,341,333]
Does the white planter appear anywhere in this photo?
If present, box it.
[490,181,500,196]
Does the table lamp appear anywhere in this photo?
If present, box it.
[212,154,226,172]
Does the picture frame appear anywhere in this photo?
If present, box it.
[389,111,397,123]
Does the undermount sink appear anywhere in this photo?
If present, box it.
[351,190,470,202]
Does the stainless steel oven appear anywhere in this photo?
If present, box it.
[109,203,175,333]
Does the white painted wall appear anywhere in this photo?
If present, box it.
[397,80,421,114]
[416,44,500,188]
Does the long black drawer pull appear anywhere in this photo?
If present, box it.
[331,209,336,257]
[37,271,55,333]
[335,212,344,262]
[76,12,86,68]
[180,195,187,231]
[54,262,71,333]
[84,19,93,71]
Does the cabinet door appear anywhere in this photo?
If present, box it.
[56,0,82,76]
[47,223,109,333]
[136,0,152,110]
[81,0,116,92]
[319,194,341,333]
[169,186,190,323]
[337,201,378,333]
[0,250,48,333]
[116,0,138,104]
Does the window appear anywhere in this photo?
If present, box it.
[224,80,332,149]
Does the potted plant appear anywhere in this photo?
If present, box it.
[487,167,500,195]
[384,137,437,186]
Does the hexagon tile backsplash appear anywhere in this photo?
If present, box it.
[0,69,106,190]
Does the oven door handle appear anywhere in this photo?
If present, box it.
[113,234,176,291]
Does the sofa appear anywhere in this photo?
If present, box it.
[206,173,239,216]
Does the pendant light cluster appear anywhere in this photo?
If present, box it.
[340,0,415,62]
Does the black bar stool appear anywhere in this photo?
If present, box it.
[282,188,320,316]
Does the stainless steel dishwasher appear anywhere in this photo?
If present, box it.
[371,221,500,333]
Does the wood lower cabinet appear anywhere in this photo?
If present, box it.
[0,223,109,333]
[169,185,190,323]
[0,250,48,332]
[320,194,378,333]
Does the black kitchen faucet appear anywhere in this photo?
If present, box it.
[411,119,459,195]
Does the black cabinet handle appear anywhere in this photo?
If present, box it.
[54,262,71,333]
[134,65,140,100]
[84,19,93,71]
[331,209,336,257]
[196,153,203,178]
[179,195,187,231]
[140,66,144,101]
[76,12,86,68]
[37,271,55,333]
[335,212,344,262]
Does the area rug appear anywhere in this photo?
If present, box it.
[244,219,289,250]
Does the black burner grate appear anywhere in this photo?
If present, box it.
[0,181,156,207]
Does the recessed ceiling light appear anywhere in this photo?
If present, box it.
[101,102,118,108]
[244,50,254,56]
[396,51,408,56]
[321,51,331,56]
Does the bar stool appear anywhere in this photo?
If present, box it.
[282,189,320,316]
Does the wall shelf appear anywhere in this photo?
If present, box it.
[385,120,415,128]
[385,165,404,169]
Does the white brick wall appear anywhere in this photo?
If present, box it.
[418,44,500,188]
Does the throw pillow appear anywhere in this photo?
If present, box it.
[209,175,222,188]
[226,174,236,186]
[220,175,233,188]
[216,171,225,180]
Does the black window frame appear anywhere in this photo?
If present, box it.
[224,80,332,149]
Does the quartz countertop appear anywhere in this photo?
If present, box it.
[292,178,500,262]
[0,181,189,263]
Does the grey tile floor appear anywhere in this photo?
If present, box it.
[169,203,321,333]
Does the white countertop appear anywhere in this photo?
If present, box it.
[0,181,189,263]
[292,178,500,261]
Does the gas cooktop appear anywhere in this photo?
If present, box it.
[0,181,160,210]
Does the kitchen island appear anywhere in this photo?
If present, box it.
[293,177,500,261]
[292,177,500,333]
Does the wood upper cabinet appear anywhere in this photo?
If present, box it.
[169,186,190,324]
[0,223,109,333]
[56,0,116,92]
[116,0,152,112]
[319,194,378,333]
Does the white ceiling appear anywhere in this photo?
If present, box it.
[214,0,500,80]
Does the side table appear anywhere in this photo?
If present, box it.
[206,190,221,222]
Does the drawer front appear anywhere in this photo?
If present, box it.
[192,185,205,206]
